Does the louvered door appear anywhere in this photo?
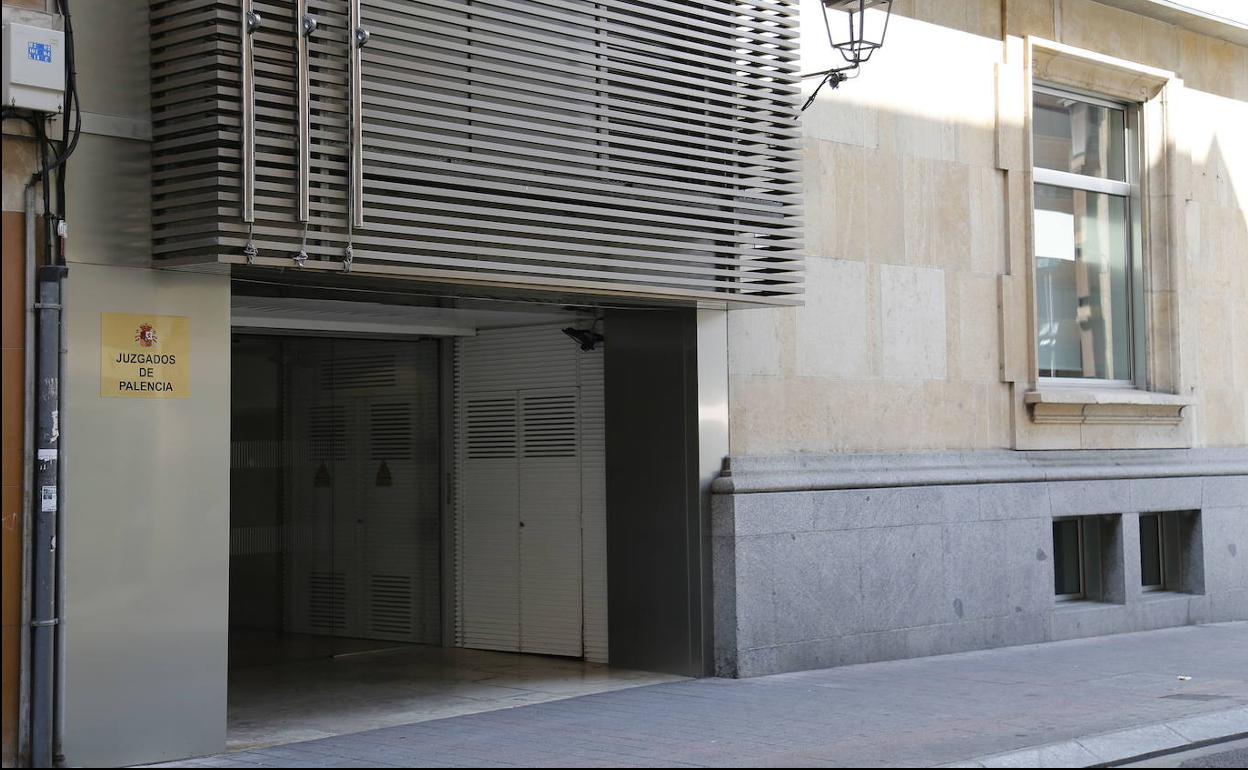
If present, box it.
[284,338,440,644]
[358,362,441,645]
[454,325,604,660]
[459,394,521,651]
[518,390,583,657]
[286,395,360,638]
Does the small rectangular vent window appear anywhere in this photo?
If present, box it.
[307,571,346,630]
[370,402,413,460]
[466,396,517,459]
[522,393,577,459]
[369,574,414,636]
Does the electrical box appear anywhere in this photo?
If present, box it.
[3,23,66,113]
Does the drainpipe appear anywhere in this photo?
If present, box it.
[32,264,66,769]
[19,181,38,769]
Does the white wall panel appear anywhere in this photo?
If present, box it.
[62,264,230,767]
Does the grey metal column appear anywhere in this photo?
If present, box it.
[695,309,729,676]
[31,264,66,769]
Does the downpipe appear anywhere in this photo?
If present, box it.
[19,180,38,769]
[32,264,66,768]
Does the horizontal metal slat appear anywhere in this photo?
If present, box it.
[151,0,804,306]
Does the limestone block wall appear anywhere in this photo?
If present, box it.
[711,449,1248,678]
[727,0,1248,454]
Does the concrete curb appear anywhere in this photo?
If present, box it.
[937,706,1248,768]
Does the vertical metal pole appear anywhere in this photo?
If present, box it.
[296,0,310,223]
[349,0,365,228]
[31,265,66,769]
[240,1,258,222]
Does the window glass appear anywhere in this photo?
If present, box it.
[1034,184,1131,380]
[1033,91,1126,181]
[1053,519,1083,597]
[1140,513,1163,587]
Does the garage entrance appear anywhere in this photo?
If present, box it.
[226,301,677,749]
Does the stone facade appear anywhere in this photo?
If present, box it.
[729,0,1248,455]
[712,450,1248,678]
[716,0,1247,675]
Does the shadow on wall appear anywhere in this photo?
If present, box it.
[1187,134,1248,446]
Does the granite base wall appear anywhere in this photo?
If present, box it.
[711,451,1248,678]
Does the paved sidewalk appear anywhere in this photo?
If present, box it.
[152,623,1248,768]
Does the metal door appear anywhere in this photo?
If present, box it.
[454,325,605,660]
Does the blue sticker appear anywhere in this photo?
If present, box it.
[27,42,54,63]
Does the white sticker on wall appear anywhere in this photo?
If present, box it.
[41,486,57,512]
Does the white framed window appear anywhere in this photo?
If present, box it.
[1031,84,1145,387]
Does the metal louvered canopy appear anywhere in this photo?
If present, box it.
[150,0,804,307]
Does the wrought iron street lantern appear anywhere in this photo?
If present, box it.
[802,0,894,110]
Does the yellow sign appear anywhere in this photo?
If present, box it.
[100,313,190,398]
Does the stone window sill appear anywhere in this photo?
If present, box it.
[1054,599,1123,612]
[1025,388,1193,426]
[1137,590,1198,603]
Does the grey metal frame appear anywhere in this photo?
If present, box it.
[1031,83,1144,387]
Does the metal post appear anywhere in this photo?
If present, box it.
[240,1,258,222]
[349,0,366,228]
[296,0,312,223]
[31,264,66,769]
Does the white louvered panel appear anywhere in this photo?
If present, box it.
[519,389,582,657]
[521,392,578,458]
[465,397,519,459]
[577,346,608,663]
